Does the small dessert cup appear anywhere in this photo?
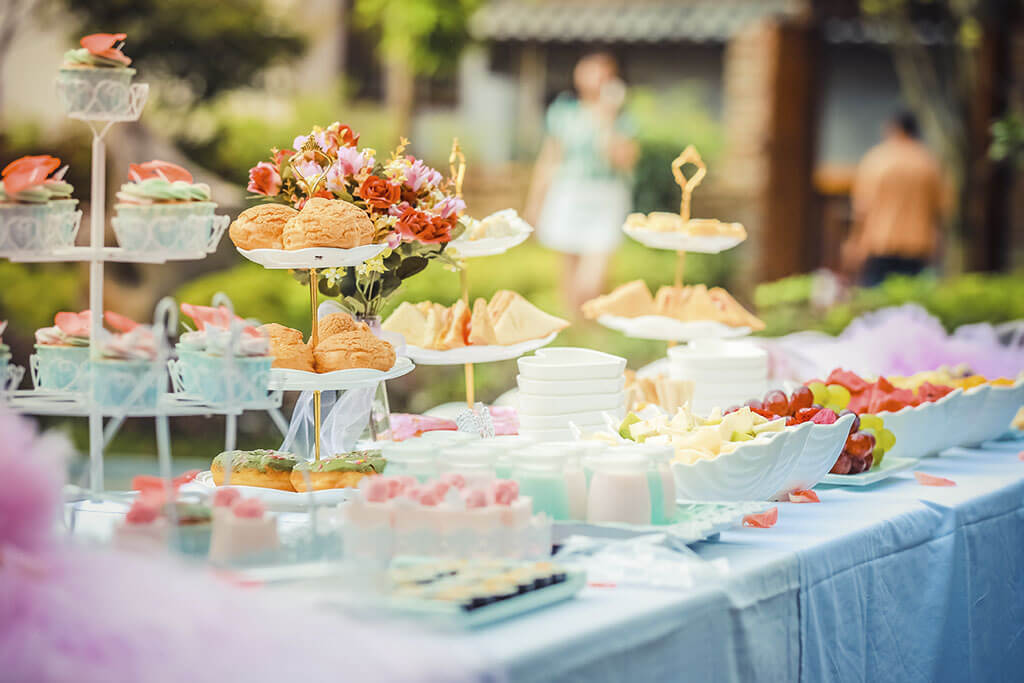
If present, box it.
[32,345,90,392]
[57,67,136,118]
[173,347,272,405]
[113,202,217,253]
[90,358,162,410]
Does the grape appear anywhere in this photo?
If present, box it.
[763,390,790,417]
[863,451,874,470]
[840,409,860,432]
[850,456,870,474]
[831,452,853,475]
[846,431,874,457]
[789,386,814,413]
[872,446,886,467]
[724,405,740,415]
[745,398,764,411]
[795,407,820,423]
[827,384,851,410]
[807,381,829,406]
[811,408,838,425]
[878,428,896,451]
[859,414,883,432]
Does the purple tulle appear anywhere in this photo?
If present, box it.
[759,304,1024,382]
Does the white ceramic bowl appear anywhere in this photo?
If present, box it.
[517,347,626,381]
[975,379,1024,445]
[921,388,964,456]
[877,401,934,460]
[516,374,625,396]
[952,384,993,448]
[516,391,625,416]
[519,426,576,442]
[672,414,855,501]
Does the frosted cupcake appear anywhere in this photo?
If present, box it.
[175,302,272,405]
[91,317,162,410]
[57,33,136,118]
[0,155,80,252]
[33,310,92,392]
[113,161,216,253]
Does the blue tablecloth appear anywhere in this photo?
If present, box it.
[449,441,1024,682]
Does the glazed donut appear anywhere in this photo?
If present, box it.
[211,450,299,492]
[290,451,387,492]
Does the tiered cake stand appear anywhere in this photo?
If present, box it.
[598,145,749,345]
[402,140,546,409]
[1,73,282,493]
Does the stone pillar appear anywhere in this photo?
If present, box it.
[516,43,547,158]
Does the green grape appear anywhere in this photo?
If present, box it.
[878,428,896,451]
[827,384,851,410]
[872,446,886,468]
[859,414,884,432]
[808,381,829,406]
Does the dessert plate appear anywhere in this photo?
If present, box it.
[552,501,772,547]
[403,332,558,365]
[597,314,751,342]
[268,356,414,391]
[237,243,388,270]
[623,224,746,253]
[448,231,532,258]
[190,471,355,510]
[819,456,917,486]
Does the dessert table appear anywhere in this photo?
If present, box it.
[438,441,1024,682]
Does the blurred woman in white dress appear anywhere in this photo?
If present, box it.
[525,52,638,316]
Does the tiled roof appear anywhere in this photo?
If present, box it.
[469,0,800,44]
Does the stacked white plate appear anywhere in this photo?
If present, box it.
[667,340,767,416]
[516,348,628,441]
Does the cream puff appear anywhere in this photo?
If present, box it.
[282,197,375,250]
[229,204,298,250]
[313,330,395,372]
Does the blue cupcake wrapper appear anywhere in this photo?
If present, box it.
[57,67,136,117]
[175,348,272,404]
[34,345,90,391]
[0,203,81,252]
[112,203,218,252]
[90,358,163,409]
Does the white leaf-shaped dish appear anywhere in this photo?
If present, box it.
[268,356,414,391]
[404,332,557,366]
[237,243,388,270]
[597,314,750,342]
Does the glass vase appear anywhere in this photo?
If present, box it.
[355,314,392,443]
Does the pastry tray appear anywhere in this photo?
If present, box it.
[623,224,746,253]
[403,332,558,365]
[597,314,751,342]
[188,471,355,510]
[237,243,388,270]
[268,356,414,391]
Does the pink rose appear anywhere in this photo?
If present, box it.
[434,196,466,219]
[335,146,374,177]
[246,161,281,196]
[404,159,442,192]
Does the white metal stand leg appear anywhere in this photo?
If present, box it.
[87,131,106,493]
[225,413,237,451]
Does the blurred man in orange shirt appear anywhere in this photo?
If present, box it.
[843,112,949,286]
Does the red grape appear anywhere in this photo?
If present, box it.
[724,405,740,415]
[745,399,764,411]
[763,390,790,417]
[795,407,820,424]
[845,431,874,457]
[830,452,853,475]
[811,408,838,425]
[862,452,874,469]
[789,386,814,413]
[839,409,860,432]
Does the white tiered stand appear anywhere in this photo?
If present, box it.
[1,77,285,493]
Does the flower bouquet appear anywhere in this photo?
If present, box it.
[245,121,466,318]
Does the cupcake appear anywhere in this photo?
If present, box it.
[175,303,272,405]
[112,161,218,253]
[0,156,80,253]
[91,316,162,410]
[57,33,136,118]
[114,496,213,557]
[33,310,91,392]
[207,490,280,565]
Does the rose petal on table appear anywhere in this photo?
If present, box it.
[914,471,956,487]
[788,490,820,503]
[1018,451,1024,461]
[743,507,778,528]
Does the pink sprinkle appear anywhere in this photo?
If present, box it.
[403,486,423,502]
[432,481,450,499]
[440,472,466,489]
[492,480,518,506]
[788,489,820,504]
[232,498,266,518]
[384,477,404,498]
[464,489,488,509]
[212,488,242,508]
[914,471,956,487]
[419,490,440,506]
[363,478,390,503]
[125,499,159,525]
[743,507,778,528]
[396,475,418,492]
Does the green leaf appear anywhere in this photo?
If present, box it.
[396,256,429,279]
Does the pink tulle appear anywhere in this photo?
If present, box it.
[760,304,1024,382]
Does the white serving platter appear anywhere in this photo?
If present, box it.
[447,231,532,258]
[403,332,557,366]
[622,224,746,253]
[236,243,387,270]
[598,314,751,342]
[268,356,414,391]
[819,456,918,487]
[190,470,355,510]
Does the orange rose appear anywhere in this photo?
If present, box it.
[247,162,281,196]
[395,207,451,244]
[357,175,400,210]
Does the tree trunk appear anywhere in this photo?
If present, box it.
[385,57,414,141]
